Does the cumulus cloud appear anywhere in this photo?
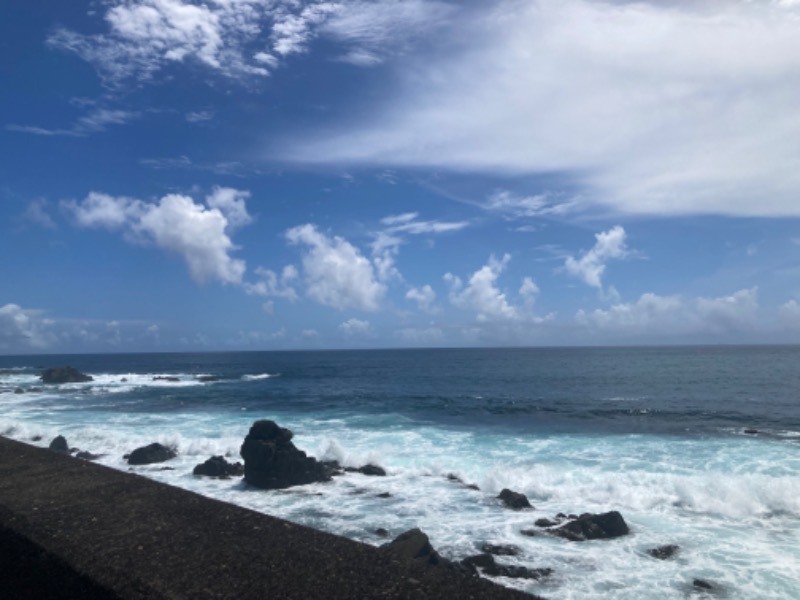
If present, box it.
[0,304,56,350]
[245,265,299,302]
[284,0,800,217]
[406,284,437,312]
[205,186,253,230]
[63,189,251,285]
[445,254,518,322]
[564,226,628,290]
[339,317,372,337]
[286,224,386,311]
[576,288,760,337]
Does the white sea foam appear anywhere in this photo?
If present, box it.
[242,373,275,381]
[0,407,798,599]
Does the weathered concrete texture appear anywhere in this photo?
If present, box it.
[0,437,535,599]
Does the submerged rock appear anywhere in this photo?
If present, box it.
[345,464,387,476]
[480,543,520,557]
[127,443,177,465]
[693,579,716,591]
[462,553,552,580]
[535,518,558,528]
[152,376,180,382]
[498,488,533,510]
[648,544,679,560]
[48,435,69,453]
[40,367,93,384]
[551,511,629,541]
[193,456,244,478]
[240,420,333,489]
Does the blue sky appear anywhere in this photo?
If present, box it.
[3,0,800,354]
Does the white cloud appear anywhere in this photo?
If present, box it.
[445,254,518,322]
[370,211,469,282]
[205,186,253,230]
[245,265,299,301]
[284,0,800,217]
[321,0,456,65]
[483,189,577,219]
[339,317,372,337]
[779,299,800,328]
[406,284,437,312]
[564,225,628,290]
[185,110,214,123]
[0,304,55,350]
[519,277,539,308]
[286,223,386,311]
[7,108,139,137]
[47,0,452,85]
[63,190,251,285]
[577,288,760,337]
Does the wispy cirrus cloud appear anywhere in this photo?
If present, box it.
[7,108,139,137]
[282,0,800,218]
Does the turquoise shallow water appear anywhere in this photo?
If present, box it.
[1,346,799,598]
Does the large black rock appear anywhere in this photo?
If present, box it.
[48,435,69,453]
[40,367,93,384]
[551,511,629,541]
[240,420,332,489]
[497,488,533,510]
[193,456,244,478]
[462,553,552,580]
[381,528,476,576]
[127,443,177,465]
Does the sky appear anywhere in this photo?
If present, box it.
[3,0,800,354]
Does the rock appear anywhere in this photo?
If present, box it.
[462,554,552,580]
[193,456,244,478]
[356,464,386,476]
[48,435,69,453]
[374,528,389,538]
[120,378,128,382]
[743,428,758,435]
[40,367,93,384]
[497,488,533,510]
[240,420,333,489]
[535,518,558,528]
[127,443,177,465]
[693,579,715,590]
[31,436,42,442]
[552,511,629,541]
[14,387,24,394]
[76,451,103,461]
[480,544,520,556]
[375,492,392,498]
[648,544,679,560]
[382,528,445,567]
[153,376,180,382]
[446,473,481,491]
[520,529,537,537]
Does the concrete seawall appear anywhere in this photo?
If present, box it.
[0,437,534,599]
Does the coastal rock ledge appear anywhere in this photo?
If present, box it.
[240,420,333,489]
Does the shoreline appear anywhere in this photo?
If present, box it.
[0,436,534,599]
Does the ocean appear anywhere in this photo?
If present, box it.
[1,346,798,598]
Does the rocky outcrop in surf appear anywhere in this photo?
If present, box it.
[462,553,553,580]
[126,443,177,465]
[551,511,629,541]
[193,456,244,478]
[48,435,70,453]
[497,488,533,510]
[40,367,93,384]
[240,420,333,489]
